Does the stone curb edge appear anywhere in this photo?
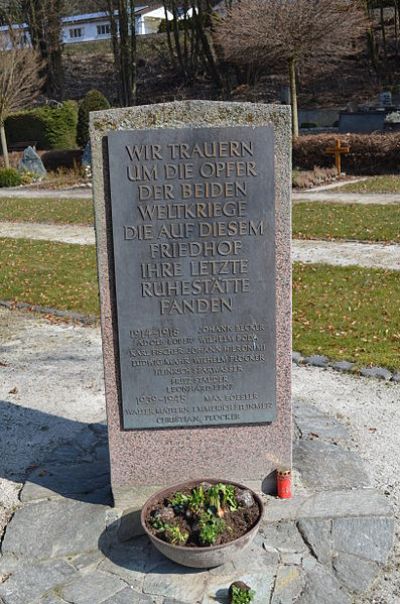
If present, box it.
[293,351,400,383]
[0,300,98,326]
[0,301,398,382]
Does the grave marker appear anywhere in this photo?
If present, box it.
[90,101,292,516]
[325,138,350,175]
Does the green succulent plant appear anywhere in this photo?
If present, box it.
[169,491,190,510]
[198,511,225,545]
[164,524,189,545]
[230,584,255,604]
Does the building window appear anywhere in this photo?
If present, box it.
[69,28,83,39]
[97,24,110,36]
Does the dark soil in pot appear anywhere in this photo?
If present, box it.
[144,481,261,548]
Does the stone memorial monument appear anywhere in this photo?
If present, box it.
[90,101,292,519]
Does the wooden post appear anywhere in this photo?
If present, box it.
[325,139,350,175]
[288,58,298,139]
[0,123,10,169]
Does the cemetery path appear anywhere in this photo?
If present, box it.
[0,222,95,245]
[293,365,400,604]
[0,307,105,537]
[2,222,399,272]
[0,308,397,602]
[0,186,92,199]
[293,191,400,204]
[293,239,400,271]
[302,178,368,192]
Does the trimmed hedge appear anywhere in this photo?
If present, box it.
[5,101,78,151]
[77,89,110,148]
[41,149,83,171]
[293,133,400,175]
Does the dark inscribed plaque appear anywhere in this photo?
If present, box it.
[107,126,276,429]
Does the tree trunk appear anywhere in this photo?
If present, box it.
[24,0,64,99]
[163,2,176,68]
[380,3,387,61]
[288,58,298,138]
[0,123,10,169]
[193,0,221,87]
[129,0,137,104]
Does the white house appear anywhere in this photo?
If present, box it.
[0,6,173,49]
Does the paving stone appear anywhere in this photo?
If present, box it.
[60,570,126,604]
[0,554,19,575]
[271,566,304,604]
[294,440,369,490]
[232,540,279,571]
[301,556,317,571]
[297,519,332,565]
[293,403,349,443]
[98,540,147,590]
[48,444,93,464]
[70,550,104,571]
[296,563,351,604]
[102,588,155,603]
[35,594,67,604]
[203,571,275,604]
[360,367,392,380]
[93,443,110,462]
[332,517,394,564]
[261,521,307,554]
[144,543,172,572]
[391,372,400,382]
[208,560,236,576]
[21,461,110,502]
[280,552,302,565]
[331,361,355,372]
[2,499,107,560]
[264,489,392,522]
[332,551,379,592]
[303,355,329,368]
[0,559,75,604]
[143,563,207,602]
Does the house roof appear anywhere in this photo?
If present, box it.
[0,6,152,32]
[61,8,148,24]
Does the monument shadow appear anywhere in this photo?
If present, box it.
[0,398,112,505]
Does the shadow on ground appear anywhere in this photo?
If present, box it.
[0,398,111,505]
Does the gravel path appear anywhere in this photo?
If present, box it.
[301,178,368,192]
[0,308,398,601]
[293,191,400,204]
[2,223,399,272]
[0,222,95,245]
[293,239,400,271]
[0,308,104,538]
[0,186,92,199]
[1,184,398,205]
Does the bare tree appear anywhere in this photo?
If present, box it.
[0,45,43,167]
[89,0,136,106]
[161,0,221,86]
[0,0,75,99]
[215,0,367,137]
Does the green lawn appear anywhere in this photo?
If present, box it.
[0,238,99,316]
[339,175,400,194]
[0,198,94,225]
[1,237,399,368]
[293,202,400,242]
[293,263,400,369]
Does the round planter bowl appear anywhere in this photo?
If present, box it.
[140,478,264,569]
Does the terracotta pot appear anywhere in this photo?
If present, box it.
[140,478,264,569]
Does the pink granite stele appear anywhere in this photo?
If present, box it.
[90,101,292,523]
